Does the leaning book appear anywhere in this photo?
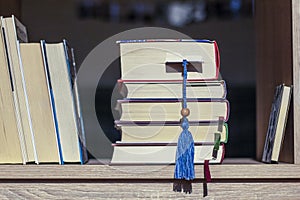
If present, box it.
[262,84,292,163]
[42,40,88,164]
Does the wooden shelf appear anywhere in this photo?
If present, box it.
[0,161,299,199]
[0,161,299,181]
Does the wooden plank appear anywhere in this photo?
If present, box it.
[0,164,299,180]
[255,0,294,162]
[292,0,300,164]
[0,182,298,199]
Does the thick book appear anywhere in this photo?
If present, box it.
[19,43,61,164]
[262,84,292,163]
[42,40,88,164]
[118,39,220,81]
[116,99,229,122]
[1,15,35,163]
[110,142,225,164]
[0,17,24,164]
[115,121,228,143]
[118,80,226,99]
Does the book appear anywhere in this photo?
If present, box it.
[72,77,88,163]
[262,84,292,163]
[118,80,226,99]
[110,143,225,164]
[42,40,88,164]
[19,42,61,164]
[116,99,229,122]
[1,15,35,163]
[0,17,24,164]
[118,39,220,81]
[115,121,228,143]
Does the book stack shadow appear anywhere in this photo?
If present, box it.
[111,39,230,164]
[0,15,87,164]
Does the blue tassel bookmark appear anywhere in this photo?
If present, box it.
[173,59,195,194]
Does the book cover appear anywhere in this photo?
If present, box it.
[116,99,230,122]
[1,15,35,164]
[110,143,225,164]
[41,40,88,164]
[0,17,24,164]
[262,84,292,163]
[63,40,88,164]
[118,39,220,81]
[115,121,228,143]
[118,80,227,99]
[19,43,61,164]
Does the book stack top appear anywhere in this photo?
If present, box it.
[112,39,230,164]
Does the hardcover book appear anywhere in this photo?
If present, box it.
[42,40,88,164]
[111,143,225,164]
[115,121,228,143]
[118,80,226,99]
[0,17,24,164]
[118,39,220,81]
[116,99,229,122]
[262,84,292,163]
[19,43,61,164]
[1,15,35,163]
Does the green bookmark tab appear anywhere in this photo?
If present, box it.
[212,117,224,159]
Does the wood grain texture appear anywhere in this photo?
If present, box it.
[255,0,294,162]
[0,164,298,180]
[0,183,298,199]
[292,0,300,164]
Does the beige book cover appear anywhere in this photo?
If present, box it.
[2,15,36,163]
[19,43,60,163]
[111,144,225,164]
[0,17,24,163]
[119,40,219,81]
[43,40,83,163]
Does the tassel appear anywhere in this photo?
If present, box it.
[173,59,195,194]
[173,117,195,193]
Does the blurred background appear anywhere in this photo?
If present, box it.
[1,0,255,160]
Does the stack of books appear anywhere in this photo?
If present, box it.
[111,39,229,164]
[0,15,87,164]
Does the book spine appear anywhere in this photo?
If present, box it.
[112,142,217,146]
[225,100,230,122]
[116,39,214,44]
[214,41,220,79]
[220,144,225,164]
[118,78,220,82]
[224,123,229,143]
[222,80,227,99]
[117,98,228,103]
